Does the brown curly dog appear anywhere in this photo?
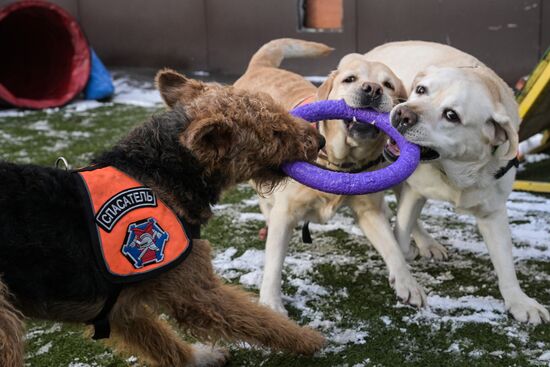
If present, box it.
[0,69,326,367]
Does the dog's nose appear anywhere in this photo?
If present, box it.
[392,105,418,131]
[362,82,383,98]
[318,134,326,150]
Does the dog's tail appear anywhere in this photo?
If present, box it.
[0,278,25,367]
[247,38,333,70]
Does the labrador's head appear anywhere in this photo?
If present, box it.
[386,66,519,165]
[318,54,406,162]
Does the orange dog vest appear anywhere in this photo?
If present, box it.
[76,166,192,283]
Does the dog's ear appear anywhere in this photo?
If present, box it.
[316,71,337,101]
[155,69,206,108]
[181,115,233,164]
[337,53,364,68]
[483,105,519,160]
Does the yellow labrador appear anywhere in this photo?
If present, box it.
[365,40,549,324]
[235,38,425,315]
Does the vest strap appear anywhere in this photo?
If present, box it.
[185,219,201,239]
[87,286,122,340]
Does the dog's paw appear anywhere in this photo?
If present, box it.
[293,327,326,355]
[191,343,229,367]
[416,240,448,261]
[259,295,289,316]
[390,273,427,308]
[506,295,550,325]
[401,244,419,261]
